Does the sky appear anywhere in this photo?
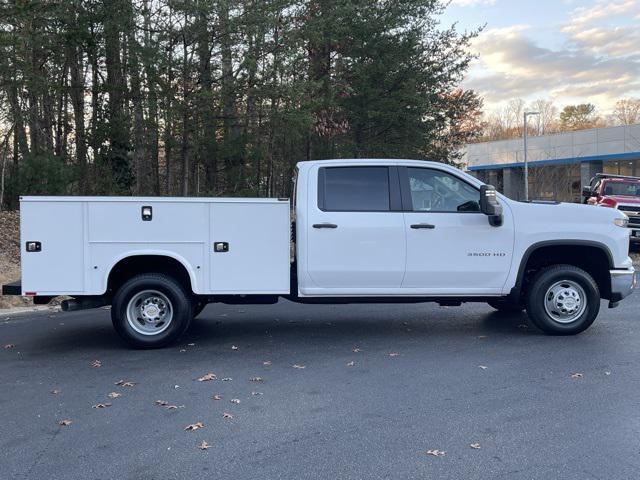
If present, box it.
[441,0,640,114]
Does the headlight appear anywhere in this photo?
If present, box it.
[614,216,628,227]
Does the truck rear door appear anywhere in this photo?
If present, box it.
[304,165,406,292]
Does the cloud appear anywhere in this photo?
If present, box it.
[464,2,640,112]
[450,0,496,6]
[562,0,640,59]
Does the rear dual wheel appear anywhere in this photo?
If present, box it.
[112,274,193,349]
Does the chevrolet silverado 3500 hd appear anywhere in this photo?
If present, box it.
[2,159,636,348]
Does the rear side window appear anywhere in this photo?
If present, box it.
[318,167,390,211]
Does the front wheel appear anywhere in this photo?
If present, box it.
[525,264,600,335]
[112,273,193,348]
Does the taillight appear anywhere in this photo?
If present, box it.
[600,198,617,208]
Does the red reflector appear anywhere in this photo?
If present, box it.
[25,292,37,296]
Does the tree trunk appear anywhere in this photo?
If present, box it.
[196,3,217,195]
[180,10,190,196]
[142,0,159,194]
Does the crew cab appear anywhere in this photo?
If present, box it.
[582,173,640,242]
[2,159,636,348]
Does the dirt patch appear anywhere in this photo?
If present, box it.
[0,211,31,309]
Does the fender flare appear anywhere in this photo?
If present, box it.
[508,240,614,302]
[102,250,199,295]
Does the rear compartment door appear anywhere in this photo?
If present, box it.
[21,200,85,294]
[209,201,290,294]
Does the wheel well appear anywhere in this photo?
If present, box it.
[107,256,193,295]
[518,244,611,300]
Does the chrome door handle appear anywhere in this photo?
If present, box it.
[313,223,338,229]
[410,223,435,229]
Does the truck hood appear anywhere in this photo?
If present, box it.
[506,198,627,225]
[602,195,640,205]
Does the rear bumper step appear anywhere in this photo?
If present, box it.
[1,280,21,296]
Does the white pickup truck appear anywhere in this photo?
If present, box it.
[2,159,636,348]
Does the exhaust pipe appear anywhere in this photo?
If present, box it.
[61,297,108,312]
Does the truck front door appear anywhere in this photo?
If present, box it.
[303,165,406,293]
[400,166,514,295]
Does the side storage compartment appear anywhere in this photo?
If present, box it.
[20,199,85,295]
[210,200,290,294]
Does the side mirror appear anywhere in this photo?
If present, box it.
[581,186,592,198]
[480,185,503,227]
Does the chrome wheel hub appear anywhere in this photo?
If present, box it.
[126,290,173,336]
[543,280,587,324]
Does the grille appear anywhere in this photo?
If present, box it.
[619,205,640,213]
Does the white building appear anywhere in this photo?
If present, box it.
[464,124,640,202]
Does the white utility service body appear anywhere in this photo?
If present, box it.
[3,159,636,348]
[19,197,290,296]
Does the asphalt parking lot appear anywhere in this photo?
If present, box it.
[2,291,640,480]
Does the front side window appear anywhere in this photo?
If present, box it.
[320,167,390,211]
[407,168,480,212]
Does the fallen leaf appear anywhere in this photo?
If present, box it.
[198,373,217,382]
[114,380,136,387]
[477,335,488,339]
[4,344,15,349]
[179,349,186,353]
[347,361,355,366]
[107,392,122,399]
[470,443,481,449]
[51,389,61,395]
[605,371,611,376]
[59,419,72,426]
[231,345,239,350]
[230,399,241,404]
[251,391,263,396]
[223,412,234,419]
[250,377,263,382]
[212,395,222,401]
[185,422,204,431]
[92,360,102,368]
[263,361,272,366]
[188,343,196,346]
[570,373,583,379]
[478,365,488,370]
[388,353,400,357]
[517,324,528,329]
[165,405,178,410]
[292,364,306,369]
[426,449,446,457]
[92,403,112,409]
[155,400,169,406]
[221,377,232,382]
[198,440,210,450]
[352,348,362,353]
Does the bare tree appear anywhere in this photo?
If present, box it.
[613,98,640,125]
[506,98,525,136]
[529,98,558,134]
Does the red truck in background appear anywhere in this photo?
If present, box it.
[583,173,640,242]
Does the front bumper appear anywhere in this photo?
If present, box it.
[609,268,636,305]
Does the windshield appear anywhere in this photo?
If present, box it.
[602,181,640,197]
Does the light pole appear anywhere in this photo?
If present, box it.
[523,111,540,201]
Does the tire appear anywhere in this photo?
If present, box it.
[111,273,193,349]
[487,299,524,312]
[525,264,600,335]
